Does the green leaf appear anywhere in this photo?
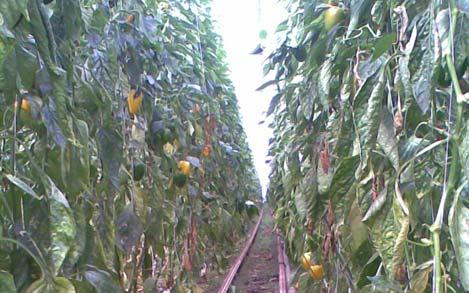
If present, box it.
[449,183,469,290]
[333,108,353,156]
[300,87,314,119]
[90,5,108,31]
[256,80,277,91]
[366,275,402,292]
[457,0,469,12]
[0,0,29,29]
[267,93,282,116]
[361,68,386,152]
[377,110,399,171]
[48,181,76,276]
[353,56,386,106]
[58,0,82,41]
[26,277,76,293]
[398,26,417,103]
[54,277,76,293]
[5,174,41,199]
[62,204,87,274]
[460,121,469,178]
[68,119,90,196]
[28,0,73,143]
[259,30,268,40]
[329,156,361,220]
[329,156,361,203]
[42,101,67,150]
[411,15,435,113]
[1,46,17,102]
[435,9,451,57]
[362,187,387,222]
[27,0,56,71]
[84,269,121,293]
[318,59,332,108]
[276,20,289,32]
[97,127,123,190]
[0,26,15,90]
[367,187,408,279]
[371,0,386,27]
[372,34,396,61]
[346,0,370,37]
[0,236,49,280]
[0,271,16,292]
[70,280,95,293]
[15,45,38,90]
[297,167,318,220]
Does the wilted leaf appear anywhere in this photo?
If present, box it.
[115,205,143,253]
[410,263,432,293]
[186,156,201,168]
[390,202,409,279]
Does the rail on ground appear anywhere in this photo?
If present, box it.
[217,210,296,293]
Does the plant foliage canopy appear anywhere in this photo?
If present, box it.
[266,0,468,291]
[0,0,261,291]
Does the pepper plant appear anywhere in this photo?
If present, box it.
[0,0,261,291]
[266,0,468,291]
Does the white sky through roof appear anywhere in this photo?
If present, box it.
[211,1,287,197]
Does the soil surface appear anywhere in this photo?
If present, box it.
[230,211,278,293]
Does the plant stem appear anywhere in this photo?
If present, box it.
[431,2,464,292]
[432,228,442,293]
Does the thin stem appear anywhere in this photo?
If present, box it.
[431,2,464,292]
